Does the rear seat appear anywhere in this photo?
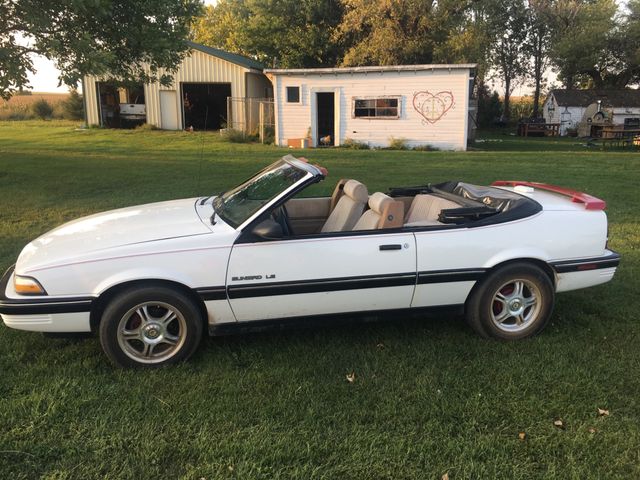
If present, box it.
[404,194,460,226]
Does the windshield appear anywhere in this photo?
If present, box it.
[213,160,309,228]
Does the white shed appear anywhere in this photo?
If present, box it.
[83,41,272,131]
[543,89,640,136]
[265,64,476,151]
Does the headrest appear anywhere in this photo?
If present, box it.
[343,180,368,204]
[368,192,393,213]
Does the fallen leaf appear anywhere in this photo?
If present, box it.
[346,372,356,383]
[553,419,565,429]
[518,431,526,441]
[588,427,597,434]
[597,408,610,417]
[442,473,449,480]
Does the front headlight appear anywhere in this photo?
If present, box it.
[14,274,47,295]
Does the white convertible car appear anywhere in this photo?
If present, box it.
[1,155,620,367]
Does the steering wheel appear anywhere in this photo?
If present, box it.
[272,205,293,236]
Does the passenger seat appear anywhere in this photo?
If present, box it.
[404,194,460,225]
[321,180,369,232]
[353,192,404,230]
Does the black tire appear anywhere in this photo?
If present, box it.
[99,285,203,368]
[465,262,555,340]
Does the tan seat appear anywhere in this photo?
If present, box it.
[353,192,404,231]
[321,180,369,232]
[405,194,460,224]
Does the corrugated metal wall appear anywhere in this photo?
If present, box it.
[84,49,254,129]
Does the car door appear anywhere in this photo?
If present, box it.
[411,228,486,308]
[226,232,417,322]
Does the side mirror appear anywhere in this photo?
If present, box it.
[251,219,283,240]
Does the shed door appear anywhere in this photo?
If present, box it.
[160,91,179,130]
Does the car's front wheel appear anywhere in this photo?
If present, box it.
[99,286,203,368]
[466,262,555,340]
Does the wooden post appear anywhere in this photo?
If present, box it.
[259,101,264,144]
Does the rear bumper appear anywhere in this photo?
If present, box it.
[551,250,620,293]
[0,265,93,332]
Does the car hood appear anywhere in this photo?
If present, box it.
[17,198,214,272]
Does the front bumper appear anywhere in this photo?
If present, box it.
[0,265,93,332]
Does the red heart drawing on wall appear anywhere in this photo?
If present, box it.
[412,91,455,124]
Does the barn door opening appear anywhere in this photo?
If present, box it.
[182,83,231,131]
[96,82,146,128]
[316,92,335,146]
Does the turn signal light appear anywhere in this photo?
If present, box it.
[14,275,46,295]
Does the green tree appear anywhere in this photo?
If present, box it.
[485,0,530,121]
[334,0,475,67]
[61,89,84,120]
[527,0,553,117]
[192,0,344,68]
[1,0,202,99]
[547,0,640,89]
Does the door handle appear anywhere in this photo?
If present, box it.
[379,244,402,251]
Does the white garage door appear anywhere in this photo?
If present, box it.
[160,90,179,130]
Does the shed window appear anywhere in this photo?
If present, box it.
[286,86,301,103]
[353,97,400,118]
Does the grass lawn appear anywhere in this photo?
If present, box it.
[0,121,638,479]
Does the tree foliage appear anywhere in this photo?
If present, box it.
[192,0,344,68]
[1,0,202,99]
[335,0,481,67]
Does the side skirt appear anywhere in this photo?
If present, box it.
[207,304,464,336]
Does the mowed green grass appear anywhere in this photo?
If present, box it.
[0,121,639,479]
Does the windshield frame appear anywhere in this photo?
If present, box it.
[213,155,324,230]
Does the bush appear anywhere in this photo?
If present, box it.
[221,128,256,143]
[61,89,84,120]
[31,99,53,119]
[342,138,370,150]
[477,83,503,128]
[388,137,408,150]
[412,144,440,152]
[134,122,159,131]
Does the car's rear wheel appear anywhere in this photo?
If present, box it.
[99,286,203,368]
[466,263,555,340]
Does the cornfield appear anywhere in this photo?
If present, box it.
[0,92,69,120]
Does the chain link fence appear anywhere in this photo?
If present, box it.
[226,97,275,144]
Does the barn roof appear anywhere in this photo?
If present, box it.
[550,89,640,108]
[187,41,264,71]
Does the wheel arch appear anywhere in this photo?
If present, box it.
[465,257,556,312]
[89,279,208,332]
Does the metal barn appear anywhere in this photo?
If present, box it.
[83,42,272,131]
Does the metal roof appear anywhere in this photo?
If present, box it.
[265,64,477,75]
[550,89,640,108]
[187,41,264,71]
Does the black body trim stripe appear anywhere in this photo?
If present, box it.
[227,272,417,299]
[551,252,620,273]
[208,304,465,336]
[0,300,94,315]
[418,268,486,284]
[0,265,94,315]
[195,286,227,301]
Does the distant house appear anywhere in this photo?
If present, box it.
[265,64,477,151]
[543,89,640,136]
[83,41,272,131]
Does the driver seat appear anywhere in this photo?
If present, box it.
[321,180,369,232]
